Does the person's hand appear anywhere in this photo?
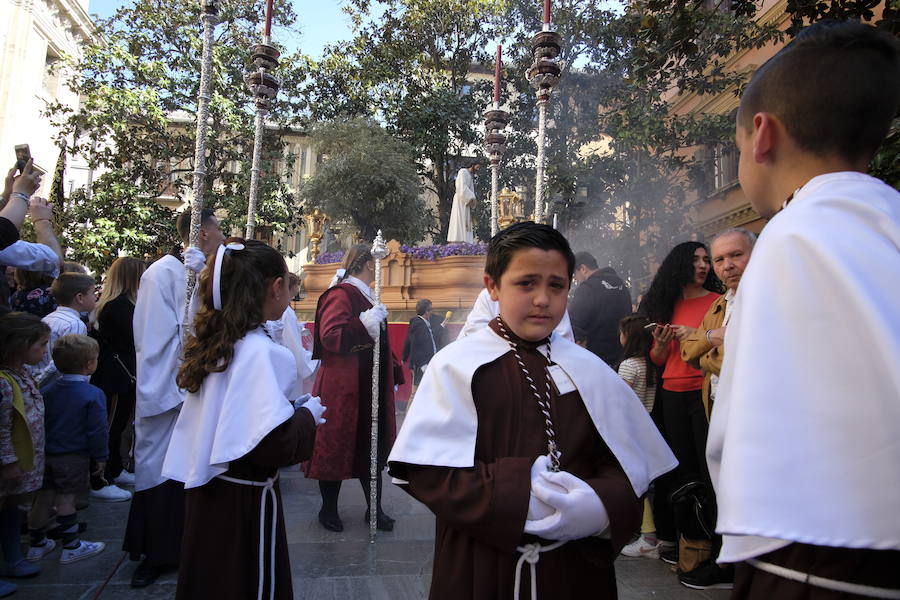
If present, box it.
[2,166,15,201]
[527,455,556,521]
[11,159,42,197]
[300,395,326,426]
[182,246,206,273]
[28,196,53,223]
[707,327,725,347]
[525,470,609,541]
[93,461,106,476]
[1,462,23,480]
[670,325,696,342]
[359,303,388,340]
[652,324,675,345]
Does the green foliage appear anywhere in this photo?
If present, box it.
[301,119,426,242]
[46,0,310,273]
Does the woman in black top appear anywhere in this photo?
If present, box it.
[92,257,146,483]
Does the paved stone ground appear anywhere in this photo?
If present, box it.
[13,405,730,599]
[11,464,731,600]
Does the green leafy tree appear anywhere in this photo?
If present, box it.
[46,0,310,273]
[301,118,426,242]
[305,0,506,242]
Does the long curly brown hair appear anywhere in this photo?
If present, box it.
[177,239,287,393]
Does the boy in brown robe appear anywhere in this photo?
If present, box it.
[389,222,676,599]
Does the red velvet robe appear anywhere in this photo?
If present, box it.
[303,282,402,480]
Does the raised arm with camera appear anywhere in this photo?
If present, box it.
[0,160,43,248]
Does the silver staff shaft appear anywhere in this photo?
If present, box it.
[369,230,388,543]
[534,99,547,224]
[184,2,217,335]
[490,162,499,236]
[245,97,266,238]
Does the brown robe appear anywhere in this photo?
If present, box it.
[390,320,641,600]
[176,408,317,600]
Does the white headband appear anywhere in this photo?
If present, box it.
[212,243,245,310]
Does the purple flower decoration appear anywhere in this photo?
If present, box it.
[315,250,345,265]
[399,242,487,261]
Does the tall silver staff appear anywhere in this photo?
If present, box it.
[184,0,219,332]
[244,0,281,239]
[368,230,389,542]
[485,46,509,237]
[527,7,562,224]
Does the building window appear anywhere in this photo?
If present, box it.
[43,49,61,98]
[711,143,739,191]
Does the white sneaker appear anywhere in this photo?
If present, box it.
[59,540,105,564]
[620,535,660,559]
[26,539,56,562]
[113,471,136,486]
[90,484,132,502]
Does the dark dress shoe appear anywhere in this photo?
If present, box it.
[318,510,344,532]
[364,509,395,532]
[131,560,164,588]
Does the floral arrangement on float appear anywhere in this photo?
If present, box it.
[300,240,487,311]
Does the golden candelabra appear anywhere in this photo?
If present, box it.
[305,208,329,262]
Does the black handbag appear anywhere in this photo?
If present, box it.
[669,480,715,540]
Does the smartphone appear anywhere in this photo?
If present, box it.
[644,322,658,330]
[14,144,30,174]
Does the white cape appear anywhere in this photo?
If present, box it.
[448,167,476,244]
[708,172,900,560]
[457,287,574,342]
[163,329,297,489]
[279,306,319,397]
[389,325,676,497]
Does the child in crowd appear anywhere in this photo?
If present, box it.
[163,240,325,600]
[388,222,676,599]
[27,334,108,565]
[34,273,96,385]
[0,312,50,595]
[708,21,900,597]
[616,314,664,560]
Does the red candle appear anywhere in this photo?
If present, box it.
[264,0,274,38]
[543,0,550,25]
[493,45,502,104]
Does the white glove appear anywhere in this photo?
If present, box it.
[359,304,388,341]
[182,246,206,273]
[524,470,609,541]
[527,455,556,521]
[299,395,326,426]
[263,319,285,344]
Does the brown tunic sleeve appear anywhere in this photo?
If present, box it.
[400,457,531,553]
[241,408,318,470]
[580,442,642,553]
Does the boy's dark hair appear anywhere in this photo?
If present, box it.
[574,251,598,271]
[415,299,432,316]
[738,21,900,164]
[485,221,575,282]
[52,334,99,374]
[618,314,655,388]
[51,273,96,305]
[0,312,50,367]
[176,208,217,245]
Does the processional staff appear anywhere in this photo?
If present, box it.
[368,230,389,543]
[184,0,219,334]
[244,0,281,239]
[527,0,562,224]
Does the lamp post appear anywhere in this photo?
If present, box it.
[484,45,509,237]
[304,208,329,262]
[526,1,562,225]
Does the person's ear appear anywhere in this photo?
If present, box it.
[752,113,778,164]
[272,276,285,299]
[484,273,500,301]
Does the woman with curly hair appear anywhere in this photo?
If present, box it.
[641,241,723,563]
[163,240,325,600]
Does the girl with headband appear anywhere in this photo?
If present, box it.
[162,239,326,600]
